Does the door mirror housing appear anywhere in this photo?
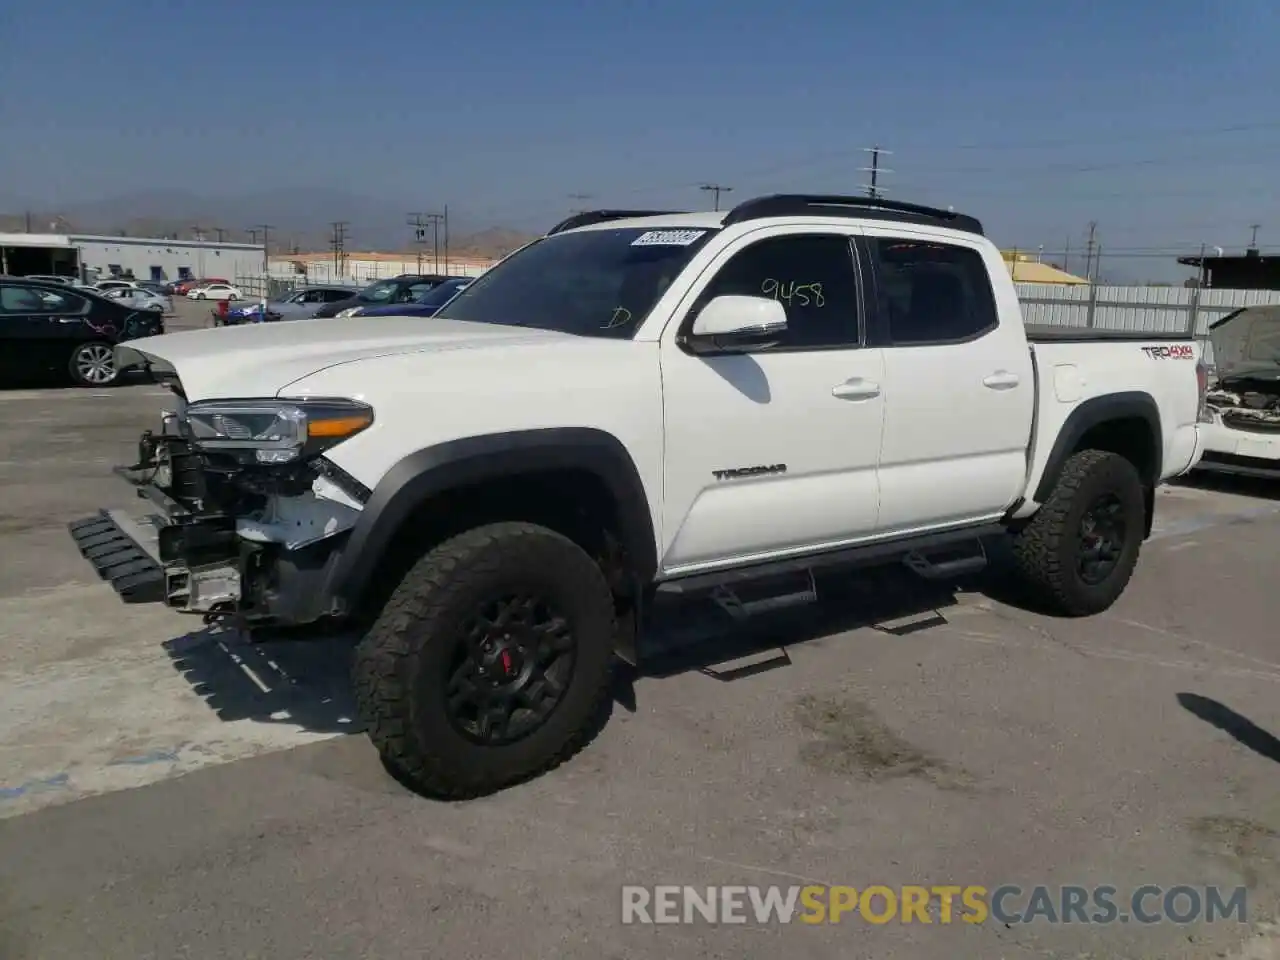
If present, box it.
[684,295,788,353]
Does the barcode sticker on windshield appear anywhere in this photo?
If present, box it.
[630,229,707,247]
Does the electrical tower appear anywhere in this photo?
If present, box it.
[407,212,446,273]
[1249,223,1261,251]
[330,221,349,277]
[860,146,893,199]
[213,228,226,242]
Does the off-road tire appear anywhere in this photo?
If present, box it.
[1010,449,1146,616]
[353,521,617,799]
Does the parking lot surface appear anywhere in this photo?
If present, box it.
[2,304,1280,959]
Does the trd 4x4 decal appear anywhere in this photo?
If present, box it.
[1141,345,1195,359]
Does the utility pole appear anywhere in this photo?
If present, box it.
[1083,221,1098,282]
[408,212,445,273]
[24,211,32,232]
[252,224,273,274]
[330,221,349,277]
[213,227,226,242]
[247,228,261,245]
[860,146,894,199]
[1249,223,1261,251]
[699,183,732,211]
[192,225,206,278]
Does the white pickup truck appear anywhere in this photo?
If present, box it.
[68,194,1208,798]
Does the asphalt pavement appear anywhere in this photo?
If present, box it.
[2,301,1280,958]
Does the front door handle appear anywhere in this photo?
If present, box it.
[983,371,1021,390]
[832,378,881,401]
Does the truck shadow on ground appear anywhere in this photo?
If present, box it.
[1170,471,1280,502]
[1178,693,1280,765]
[160,563,998,746]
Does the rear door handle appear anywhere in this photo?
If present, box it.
[983,371,1021,390]
[832,378,881,401]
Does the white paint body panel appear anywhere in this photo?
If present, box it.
[119,210,1205,577]
[1199,416,1280,461]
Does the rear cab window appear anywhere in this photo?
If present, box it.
[866,237,998,345]
[440,225,719,338]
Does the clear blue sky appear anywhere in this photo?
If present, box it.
[2,0,1278,278]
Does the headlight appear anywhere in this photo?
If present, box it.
[183,398,374,465]
[336,307,362,318]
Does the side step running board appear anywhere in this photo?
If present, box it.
[902,539,987,581]
[67,509,167,603]
[710,570,818,621]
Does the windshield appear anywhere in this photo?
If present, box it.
[416,278,469,307]
[438,226,717,338]
[359,279,401,303]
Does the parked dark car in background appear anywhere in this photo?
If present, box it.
[347,276,472,318]
[222,284,360,323]
[310,273,453,318]
[0,277,165,386]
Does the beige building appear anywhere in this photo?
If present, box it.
[1001,250,1089,285]
[268,251,497,285]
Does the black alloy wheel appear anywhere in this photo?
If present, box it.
[446,593,577,746]
[1077,493,1126,586]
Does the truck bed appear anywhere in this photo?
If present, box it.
[1024,324,1194,343]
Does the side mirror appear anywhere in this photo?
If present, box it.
[685,295,787,353]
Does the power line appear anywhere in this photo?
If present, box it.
[699,183,733,210]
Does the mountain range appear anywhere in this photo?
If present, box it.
[0,188,538,259]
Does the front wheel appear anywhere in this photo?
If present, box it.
[353,521,617,799]
[68,341,118,386]
[1009,449,1146,616]
[196,292,206,300]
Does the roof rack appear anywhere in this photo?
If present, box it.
[721,194,983,236]
[546,210,687,235]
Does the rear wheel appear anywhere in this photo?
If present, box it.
[353,521,617,799]
[1009,449,1146,616]
[68,341,118,387]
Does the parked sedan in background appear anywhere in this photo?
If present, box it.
[0,278,164,386]
[101,286,170,314]
[346,277,471,318]
[188,282,242,301]
[173,277,227,296]
[21,274,76,286]
[225,284,359,322]
[311,273,453,318]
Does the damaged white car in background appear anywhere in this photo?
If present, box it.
[1196,304,1280,479]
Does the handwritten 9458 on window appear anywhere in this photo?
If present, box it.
[1141,344,1195,359]
[761,279,825,308]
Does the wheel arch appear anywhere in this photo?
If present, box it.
[1033,391,1162,536]
[328,427,658,615]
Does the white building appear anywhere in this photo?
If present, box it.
[0,232,264,283]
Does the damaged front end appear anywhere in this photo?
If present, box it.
[68,388,374,627]
[1197,304,1280,477]
[1205,379,1280,432]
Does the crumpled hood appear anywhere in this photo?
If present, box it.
[1209,305,1280,384]
[115,315,569,400]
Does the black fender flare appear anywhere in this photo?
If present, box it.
[1032,391,1162,504]
[328,427,658,611]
